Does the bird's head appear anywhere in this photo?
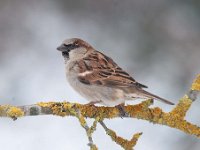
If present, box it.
[57,38,92,61]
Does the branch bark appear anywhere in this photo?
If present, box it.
[0,74,200,150]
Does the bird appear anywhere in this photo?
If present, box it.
[57,38,174,109]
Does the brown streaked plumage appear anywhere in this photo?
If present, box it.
[57,38,174,106]
[77,51,147,88]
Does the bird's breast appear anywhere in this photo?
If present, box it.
[64,60,126,106]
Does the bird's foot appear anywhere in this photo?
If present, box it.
[116,104,129,118]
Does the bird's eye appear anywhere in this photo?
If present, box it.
[61,43,79,52]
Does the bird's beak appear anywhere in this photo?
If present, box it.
[57,44,67,52]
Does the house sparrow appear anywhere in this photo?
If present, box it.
[57,38,174,107]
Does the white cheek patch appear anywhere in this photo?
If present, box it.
[78,71,92,76]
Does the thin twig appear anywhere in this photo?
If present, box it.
[99,120,142,150]
[70,106,98,150]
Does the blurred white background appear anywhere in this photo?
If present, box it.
[0,0,200,149]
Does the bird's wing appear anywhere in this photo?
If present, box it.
[76,51,148,88]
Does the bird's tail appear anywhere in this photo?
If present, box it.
[137,89,174,105]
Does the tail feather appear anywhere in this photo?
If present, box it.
[138,89,174,105]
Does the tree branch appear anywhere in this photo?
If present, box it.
[99,120,142,150]
[0,74,200,149]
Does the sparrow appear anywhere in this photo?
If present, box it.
[57,38,174,108]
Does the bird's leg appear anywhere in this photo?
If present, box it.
[116,103,129,118]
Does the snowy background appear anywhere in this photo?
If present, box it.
[0,0,200,149]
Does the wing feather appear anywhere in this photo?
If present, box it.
[77,51,148,89]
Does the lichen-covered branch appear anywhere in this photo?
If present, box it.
[65,104,98,150]
[99,120,142,150]
[0,74,200,150]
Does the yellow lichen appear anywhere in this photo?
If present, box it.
[191,74,200,91]
[38,102,75,117]
[77,113,87,128]
[126,100,153,121]
[88,118,99,135]
[0,73,199,149]
[171,95,192,119]
[7,106,24,119]
[33,82,200,146]
[0,105,6,116]
[105,127,142,150]
[37,102,54,107]
[151,107,163,122]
